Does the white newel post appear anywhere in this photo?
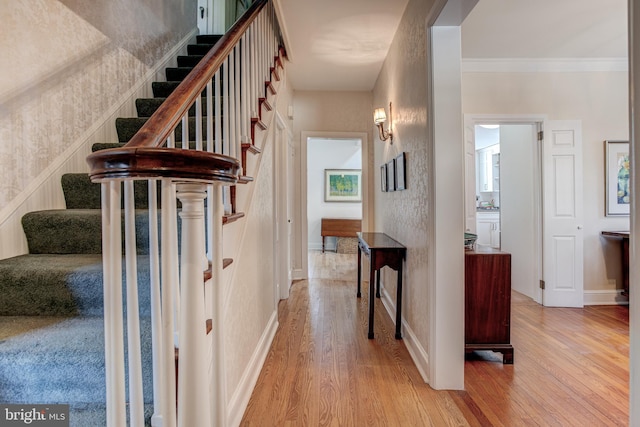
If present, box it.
[176,183,212,427]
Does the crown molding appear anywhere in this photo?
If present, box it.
[462,57,628,73]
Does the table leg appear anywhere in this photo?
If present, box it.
[376,269,381,298]
[395,262,403,339]
[368,257,376,339]
[322,237,325,253]
[622,238,629,296]
[357,246,362,298]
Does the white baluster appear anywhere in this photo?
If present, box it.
[234,44,242,161]
[207,184,227,427]
[195,97,203,151]
[101,181,126,427]
[207,81,214,153]
[250,24,258,118]
[181,115,188,149]
[215,71,222,154]
[241,34,249,149]
[176,183,212,427]
[160,180,178,427]
[223,58,230,156]
[148,179,164,427]
[229,49,237,160]
[124,181,145,427]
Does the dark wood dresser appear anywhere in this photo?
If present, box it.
[465,247,514,364]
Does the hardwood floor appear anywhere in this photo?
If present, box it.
[241,251,629,426]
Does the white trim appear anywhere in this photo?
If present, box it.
[290,268,305,281]
[227,311,279,427]
[380,285,430,383]
[462,58,628,73]
[584,290,629,306]
[629,2,640,424]
[273,0,294,62]
[426,23,466,390]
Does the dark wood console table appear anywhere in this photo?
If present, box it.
[356,232,406,339]
[601,231,630,296]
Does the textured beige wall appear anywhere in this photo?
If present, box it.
[0,0,195,257]
[372,0,434,353]
[224,122,276,404]
[462,70,630,294]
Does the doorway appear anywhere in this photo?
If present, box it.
[465,115,585,307]
[467,119,542,301]
[306,138,362,253]
[300,131,370,279]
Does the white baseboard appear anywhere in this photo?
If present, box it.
[584,289,629,306]
[291,268,305,281]
[380,286,430,384]
[227,310,279,427]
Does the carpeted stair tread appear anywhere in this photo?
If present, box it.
[62,173,156,210]
[0,254,101,316]
[62,173,102,208]
[136,97,209,118]
[0,316,153,424]
[178,55,205,67]
[22,209,167,255]
[151,81,211,98]
[152,81,181,98]
[116,116,210,143]
[0,254,152,317]
[22,210,103,255]
[165,66,194,82]
[196,34,223,45]
[187,43,214,56]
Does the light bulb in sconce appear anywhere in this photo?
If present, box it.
[374,102,393,143]
[373,108,387,124]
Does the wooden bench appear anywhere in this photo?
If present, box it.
[321,218,362,253]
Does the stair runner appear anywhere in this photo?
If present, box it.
[0,34,223,427]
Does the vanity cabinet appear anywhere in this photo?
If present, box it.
[465,248,513,364]
[476,211,500,248]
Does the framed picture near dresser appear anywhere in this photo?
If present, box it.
[605,140,629,216]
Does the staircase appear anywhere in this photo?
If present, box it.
[0,0,285,424]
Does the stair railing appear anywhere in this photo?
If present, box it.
[86,1,283,426]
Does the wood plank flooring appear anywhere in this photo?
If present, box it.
[241,251,629,426]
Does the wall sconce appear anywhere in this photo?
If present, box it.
[374,102,393,144]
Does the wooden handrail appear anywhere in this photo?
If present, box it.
[87,0,269,181]
[86,147,240,182]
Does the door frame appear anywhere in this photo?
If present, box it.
[300,131,369,278]
[465,114,546,304]
[275,113,293,301]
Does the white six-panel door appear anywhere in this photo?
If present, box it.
[542,120,584,307]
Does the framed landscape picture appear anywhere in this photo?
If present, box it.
[325,169,362,202]
[605,140,630,216]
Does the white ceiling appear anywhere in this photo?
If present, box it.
[461,0,627,59]
[276,0,410,91]
[276,0,628,91]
